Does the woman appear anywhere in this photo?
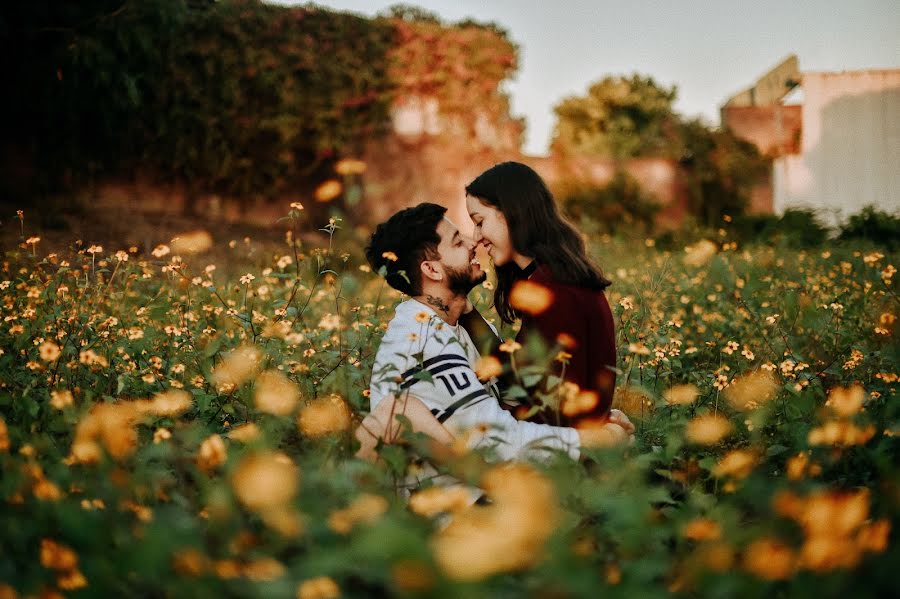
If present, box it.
[463,161,617,429]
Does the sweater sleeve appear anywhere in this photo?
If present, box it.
[371,308,579,461]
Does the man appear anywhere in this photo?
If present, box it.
[356,203,632,462]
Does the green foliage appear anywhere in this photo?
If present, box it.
[838,205,900,251]
[551,76,771,227]
[557,170,660,232]
[678,119,771,227]
[731,208,831,248]
[553,74,679,159]
[2,1,519,206]
[0,209,897,596]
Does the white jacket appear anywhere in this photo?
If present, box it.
[370,299,580,461]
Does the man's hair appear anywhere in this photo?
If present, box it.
[366,203,447,295]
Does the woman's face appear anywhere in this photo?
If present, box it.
[466,195,514,266]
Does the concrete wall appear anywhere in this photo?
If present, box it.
[773,70,900,223]
[722,105,802,156]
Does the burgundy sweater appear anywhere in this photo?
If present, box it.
[519,264,617,427]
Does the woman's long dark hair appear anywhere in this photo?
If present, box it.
[465,161,611,324]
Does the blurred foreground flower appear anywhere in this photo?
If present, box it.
[509,280,554,315]
[298,576,340,599]
[664,384,700,406]
[684,240,718,267]
[297,395,351,437]
[231,452,299,511]
[430,463,558,581]
[254,370,300,416]
[197,434,227,472]
[314,180,343,202]
[327,493,389,534]
[211,345,262,389]
[171,230,213,254]
[724,370,777,411]
[685,414,732,445]
[334,158,367,176]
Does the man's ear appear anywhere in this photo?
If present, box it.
[420,260,443,282]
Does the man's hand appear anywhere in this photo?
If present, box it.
[577,422,631,448]
[354,394,456,462]
[608,409,635,436]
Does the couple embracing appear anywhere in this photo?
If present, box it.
[356,162,632,468]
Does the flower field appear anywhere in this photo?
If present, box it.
[0,208,897,598]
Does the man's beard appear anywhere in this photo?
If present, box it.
[446,264,487,296]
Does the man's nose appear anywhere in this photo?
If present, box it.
[462,236,477,250]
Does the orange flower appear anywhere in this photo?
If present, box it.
[712,450,758,479]
[664,384,699,406]
[40,539,78,570]
[197,434,227,472]
[509,280,554,315]
[742,537,795,580]
[724,370,777,411]
[297,576,340,599]
[474,355,503,380]
[334,158,367,176]
[685,414,732,445]
[314,180,343,202]
[170,230,213,254]
[231,452,299,511]
[297,395,351,438]
[682,518,722,542]
[254,370,300,416]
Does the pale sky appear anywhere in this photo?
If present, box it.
[272,0,900,155]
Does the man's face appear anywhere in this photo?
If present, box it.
[433,217,486,295]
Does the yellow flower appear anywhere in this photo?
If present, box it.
[40,538,78,570]
[409,487,473,518]
[713,449,758,479]
[684,240,718,267]
[297,576,340,599]
[197,434,227,472]
[431,463,558,581]
[724,370,777,411]
[39,341,61,362]
[415,311,430,323]
[314,180,343,202]
[742,537,795,580]
[682,517,722,541]
[327,493,389,534]
[474,355,503,380]
[685,414,732,445]
[297,395,351,438]
[509,280,554,315]
[231,452,299,511]
[210,345,262,389]
[254,370,300,416]
[334,158,367,176]
[50,390,74,410]
[825,385,865,418]
[664,384,699,406]
[141,389,193,417]
[0,417,11,453]
[227,423,261,443]
[498,339,522,353]
[381,251,398,262]
[171,230,213,254]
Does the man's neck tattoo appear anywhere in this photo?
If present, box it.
[425,294,450,314]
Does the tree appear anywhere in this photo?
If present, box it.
[552,74,679,159]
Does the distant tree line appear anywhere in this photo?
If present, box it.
[552,74,771,227]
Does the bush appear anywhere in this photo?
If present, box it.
[557,170,660,233]
[732,208,831,247]
[838,205,900,250]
